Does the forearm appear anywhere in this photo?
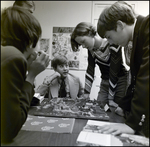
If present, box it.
[35,84,49,96]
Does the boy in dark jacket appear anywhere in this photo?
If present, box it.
[97,1,149,137]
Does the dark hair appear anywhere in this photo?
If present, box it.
[51,55,69,70]
[1,6,42,53]
[13,1,35,13]
[71,22,96,52]
[97,1,136,38]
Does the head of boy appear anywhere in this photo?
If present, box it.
[13,0,35,13]
[51,55,69,78]
[1,6,41,54]
[71,22,97,52]
[97,1,136,47]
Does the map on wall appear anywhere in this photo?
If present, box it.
[51,27,88,70]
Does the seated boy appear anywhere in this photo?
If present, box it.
[36,55,84,99]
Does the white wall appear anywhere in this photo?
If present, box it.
[126,1,149,16]
[1,1,149,99]
[1,1,14,8]
[32,1,92,91]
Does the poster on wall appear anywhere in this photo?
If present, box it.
[40,38,50,68]
[40,38,50,54]
[51,27,88,70]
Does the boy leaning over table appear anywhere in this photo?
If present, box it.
[97,1,149,137]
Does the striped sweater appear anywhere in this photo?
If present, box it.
[84,40,127,97]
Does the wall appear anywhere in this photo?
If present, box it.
[32,1,92,91]
[1,1,149,99]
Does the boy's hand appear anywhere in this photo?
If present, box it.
[27,51,50,77]
[27,52,37,69]
[97,123,135,136]
[115,107,124,117]
[83,94,90,99]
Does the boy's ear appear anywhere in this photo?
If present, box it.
[116,20,125,31]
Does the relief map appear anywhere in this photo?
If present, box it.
[33,98,109,121]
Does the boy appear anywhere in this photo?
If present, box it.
[97,1,149,137]
[70,22,129,113]
[36,55,84,99]
[1,6,50,143]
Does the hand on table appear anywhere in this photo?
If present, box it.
[115,106,125,117]
[108,100,118,107]
[97,123,135,136]
[108,94,118,107]
[83,94,90,99]
[76,94,90,100]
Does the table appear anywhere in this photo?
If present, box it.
[1,107,143,146]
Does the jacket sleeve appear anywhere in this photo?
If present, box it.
[84,50,95,94]
[1,56,34,142]
[123,15,149,137]
[35,73,59,96]
[35,83,49,96]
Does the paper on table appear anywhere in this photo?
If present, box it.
[21,115,75,133]
[77,120,123,146]
[82,120,149,146]
[77,131,123,146]
[87,120,122,126]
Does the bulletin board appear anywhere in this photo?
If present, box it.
[51,27,88,70]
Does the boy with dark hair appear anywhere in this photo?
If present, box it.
[36,55,84,99]
[97,1,149,137]
[13,0,35,13]
[1,6,50,143]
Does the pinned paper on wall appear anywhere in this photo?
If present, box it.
[51,27,88,70]
[40,38,50,54]
[39,38,51,68]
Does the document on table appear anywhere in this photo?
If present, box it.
[76,120,149,146]
[87,120,149,146]
[77,131,123,146]
[76,120,123,146]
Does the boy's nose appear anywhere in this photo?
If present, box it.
[63,66,67,70]
[82,44,86,48]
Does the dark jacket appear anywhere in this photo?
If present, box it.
[119,15,149,137]
[1,46,35,142]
